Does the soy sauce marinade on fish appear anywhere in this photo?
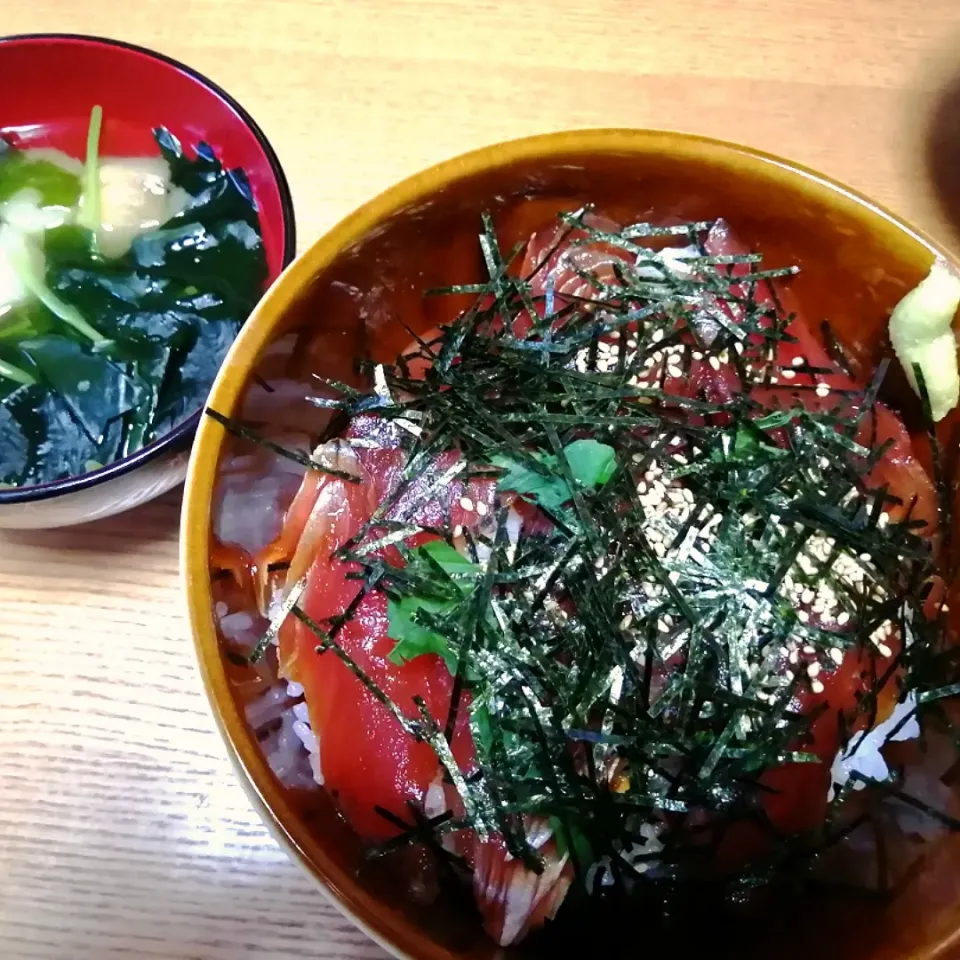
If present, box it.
[211,208,960,958]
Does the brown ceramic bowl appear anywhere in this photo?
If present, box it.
[182,129,960,960]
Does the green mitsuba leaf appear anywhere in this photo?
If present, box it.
[388,594,462,673]
[387,539,482,672]
[492,438,617,511]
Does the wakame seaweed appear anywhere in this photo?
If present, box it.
[0,127,268,487]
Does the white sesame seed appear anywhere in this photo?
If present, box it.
[475,501,488,517]
[803,644,816,654]
[807,662,821,679]
[632,452,644,463]
[801,589,815,604]
[798,610,810,622]
[781,369,796,380]
[652,329,664,343]
[811,679,825,695]
[788,649,799,665]
[792,356,805,367]
[693,351,704,361]
[459,496,474,512]
[815,383,831,398]
[708,356,721,371]
[620,614,633,629]
[829,647,844,665]
[877,643,893,658]
[453,524,464,537]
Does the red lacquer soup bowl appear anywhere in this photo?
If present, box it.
[0,33,295,529]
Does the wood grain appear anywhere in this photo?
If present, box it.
[3,2,960,957]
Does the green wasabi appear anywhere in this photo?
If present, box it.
[889,259,960,421]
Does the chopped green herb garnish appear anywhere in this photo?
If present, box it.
[387,540,482,672]
[77,104,103,236]
[491,437,617,515]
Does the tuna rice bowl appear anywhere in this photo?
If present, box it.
[190,138,960,960]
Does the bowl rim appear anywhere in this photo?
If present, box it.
[0,31,297,506]
[182,127,960,960]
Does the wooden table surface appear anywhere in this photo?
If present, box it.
[4,2,960,957]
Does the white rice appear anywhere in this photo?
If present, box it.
[292,701,310,722]
[829,694,920,795]
[220,611,256,644]
[244,682,290,729]
[584,821,664,889]
[245,683,321,790]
